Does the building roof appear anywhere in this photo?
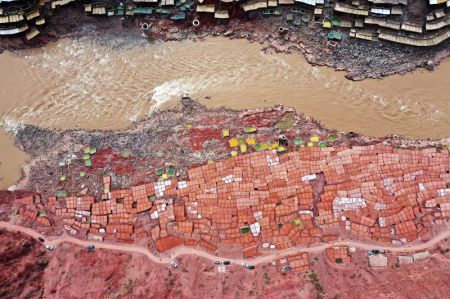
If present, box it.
[369,254,388,267]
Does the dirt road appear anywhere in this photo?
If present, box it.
[1,221,449,265]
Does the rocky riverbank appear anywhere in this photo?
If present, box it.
[1,3,450,80]
[6,97,448,200]
[2,98,450,299]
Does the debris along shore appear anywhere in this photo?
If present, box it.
[8,97,447,201]
[1,2,450,81]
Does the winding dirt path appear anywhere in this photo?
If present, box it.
[1,221,449,265]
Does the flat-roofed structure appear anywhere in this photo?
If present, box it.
[369,254,388,267]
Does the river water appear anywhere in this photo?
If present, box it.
[1,35,449,188]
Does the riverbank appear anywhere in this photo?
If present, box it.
[7,98,447,197]
[1,98,450,296]
[0,98,449,299]
[1,3,450,81]
[0,131,27,188]
[2,35,450,139]
[2,35,450,190]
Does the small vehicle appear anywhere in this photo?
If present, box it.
[215,261,222,265]
[241,262,255,269]
[38,237,45,243]
[170,260,178,268]
[87,244,95,251]
[45,245,54,251]
[368,249,384,256]
[223,261,231,265]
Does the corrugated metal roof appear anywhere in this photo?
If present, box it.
[196,4,215,13]
[379,29,450,46]
[214,9,229,18]
[370,8,391,15]
[334,3,369,16]
[369,0,407,4]
[26,28,40,40]
[401,23,423,33]
[426,16,450,30]
[429,0,446,4]
[295,0,320,6]
[243,0,267,12]
[0,24,28,35]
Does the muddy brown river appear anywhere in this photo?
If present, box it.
[1,36,450,188]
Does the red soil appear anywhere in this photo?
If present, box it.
[188,128,223,151]
[311,246,450,299]
[42,242,316,299]
[197,115,239,127]
[0,229,48,299]
[90,148,128,170]
[0,190,37,221]
[1,229,449,298]
[242,110,285,127]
